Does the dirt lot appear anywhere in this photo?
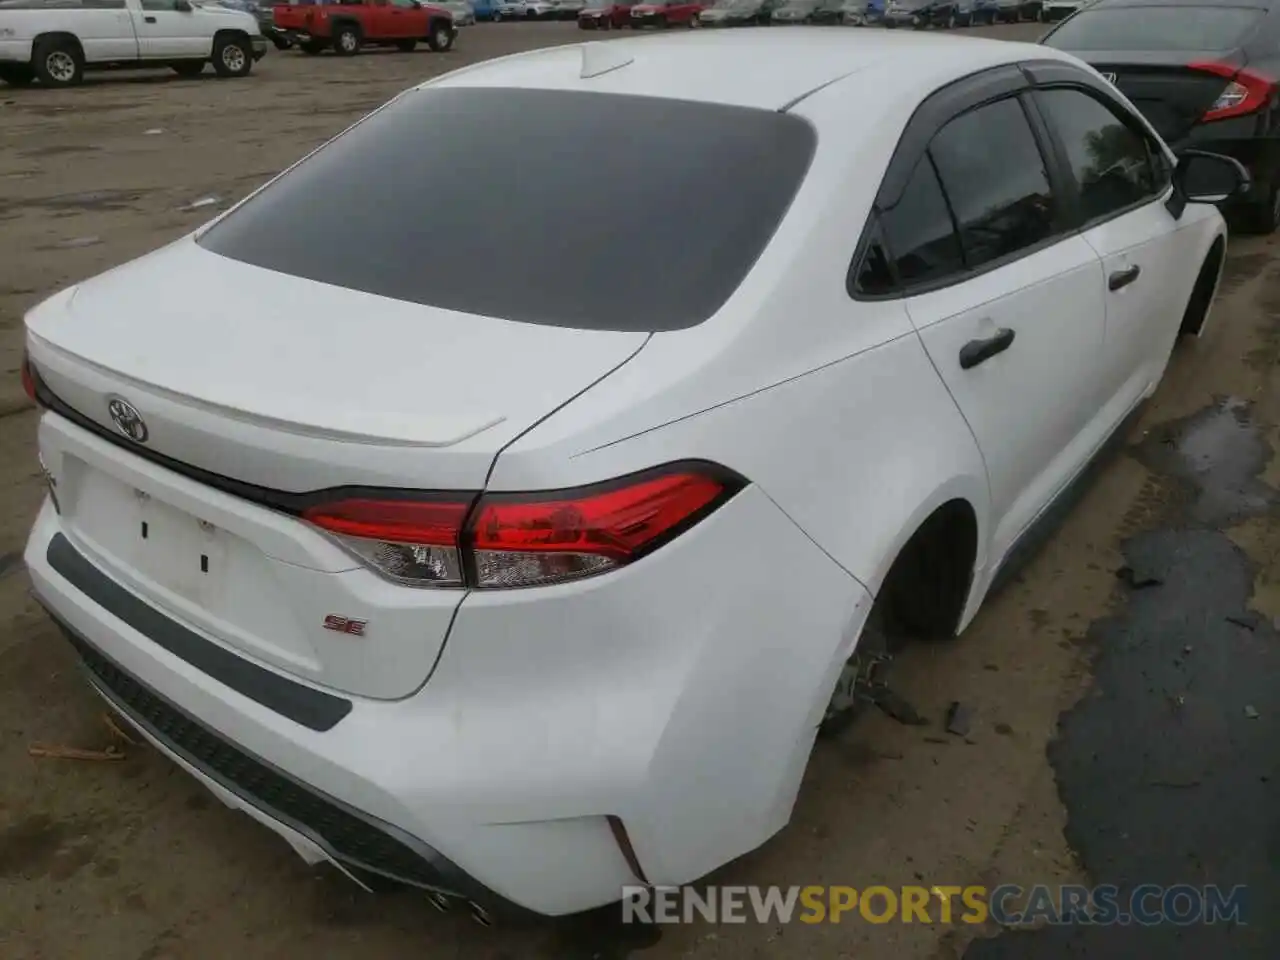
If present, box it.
[1,20,1277,960]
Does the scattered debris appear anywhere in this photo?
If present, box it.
[53,235,101,249]
[983,663,1000,672]
[945,701,972,737]
[1116,565,1163,589]
[102,712,138,746]
[181,196,221,211]
[923,736,949,745]
[874,687,929,726]
[143,128,164,135]
[1226,614,1258,631]
[1244,705,1260,720]
[1183,644,1193,654]
[29,742,125,762]
[876,750,904,760]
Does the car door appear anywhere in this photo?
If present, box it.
[885,93,1110,563]
[72,0,141,61]
[387,0,424,34]
[132,0,208,57]
[1030,83,1192,412]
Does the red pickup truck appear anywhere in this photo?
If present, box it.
[274,0,457,56]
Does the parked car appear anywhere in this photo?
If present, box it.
[490,0,523,15]
[990,0,1021,19]
[579,0,634,25]
[551,0,586,16]
[440,0,477,22]
[699,0,779,24]
[771,0,823,21]
[969,0,999,23]
[883,0,966,26]
[208,0,290,49]
[882,0,930,25]
[468,0,501,16]
[1041,0,1084,18]
[0,0,265,86]
[808,0,848,21]
[1043,0,1280,231]
[274,0,456,54]
[842,0,885,24]
[516,0,560,15]
[19,26,1241,924]
[1019,0,1043,18]
[628,0,701,25]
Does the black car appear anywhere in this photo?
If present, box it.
[1041,0,1280,232]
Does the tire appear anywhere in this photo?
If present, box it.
[427,19,454,49]
[332,22,362,55]
[395,39,417,51]
[270,35,292,50]
[171,60,205,77]
[299,39,326,54]
[32,37,84,88]
[0,63,35,87]
[1242,182,1280,235]
[211,33,252,77]
[525,8,537,16]
[493,10,502,18]
[819,607,901,736]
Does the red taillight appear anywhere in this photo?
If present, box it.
[1193,61,1277,122]
[20,351,37,403]
[301,464,742,590]
[302,497,472,587]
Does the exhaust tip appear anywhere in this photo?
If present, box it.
[426,891,452,913]
[468,901,494,927]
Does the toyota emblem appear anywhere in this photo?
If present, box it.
[107,397,149,444]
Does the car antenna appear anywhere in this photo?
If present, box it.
[580,41,634,80]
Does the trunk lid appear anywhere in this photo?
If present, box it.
[27,239,647,700]
[1073,50,1244,142]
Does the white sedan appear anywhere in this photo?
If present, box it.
[20,30,1243,920]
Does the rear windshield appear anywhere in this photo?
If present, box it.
[199,88,814,333]
[1043,4,1265,52]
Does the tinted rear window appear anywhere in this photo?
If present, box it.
[1043,5,1264,51]
[198,87,816,332]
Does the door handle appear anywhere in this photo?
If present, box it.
[1108,264,1141,291]
[144,14,156,20]
[959,327,1015,370]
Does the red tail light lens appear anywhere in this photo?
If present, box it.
[1193,61,1277,122]
[300,464,743,590]
[20,351,37,403]
[302,497,472,587]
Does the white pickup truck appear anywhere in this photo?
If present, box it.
[0,0,267,87]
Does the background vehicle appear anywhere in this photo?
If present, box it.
[468,0,501,16]
[1042,0,1085,18]
[579,0,635,24]
[771,0,821,20]
[439,0,476,22]
[0,0,264,86]
[843,0,886,23]
[809,0,849,20]
[551,0,586,16]
[991,0,1021,18]
[699,0,779,24]
[274,0,456,54]
[517,0,559,15]
[882,0,932,24]
[629,0,702,25]
[210,0,290,49]
[492,0,525,15]
[970,0,1000,22]
[1019,0,1043,15]
[1041,0,1280,232]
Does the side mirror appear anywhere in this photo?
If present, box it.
[174,0,193,9]
[1167,149,1250,218]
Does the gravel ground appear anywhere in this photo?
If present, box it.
[0,19,1276,960]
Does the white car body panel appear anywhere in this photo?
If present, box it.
[22,30,1229,915]
[0,0,258,65]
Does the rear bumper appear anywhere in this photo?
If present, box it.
[26,473,870,915]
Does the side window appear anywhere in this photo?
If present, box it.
[852,218,897,296]
[877,155,965,288]
[1034,88,1161,224]
[929,97,1058,271]
[390,0,417,7]
[140,0,181,9]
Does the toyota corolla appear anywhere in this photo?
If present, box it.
[21,31,1244,920]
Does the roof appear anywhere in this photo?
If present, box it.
[426,29,1077,111]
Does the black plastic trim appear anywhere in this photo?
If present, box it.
[46,533,352,731]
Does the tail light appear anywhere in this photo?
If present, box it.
[20,350,37,403]
[1192,61,1277,122]
[302,462,744,590]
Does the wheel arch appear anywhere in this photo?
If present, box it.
[1179,230,1227,338]
[33,31,85,61]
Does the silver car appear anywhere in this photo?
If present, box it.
[440,0,477,22]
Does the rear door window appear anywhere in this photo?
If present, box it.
[1042,4,1265,52]
[198,87,816,332]
[877,157,965,289]
[928,97,1058,271]
[1035,87,1164,223]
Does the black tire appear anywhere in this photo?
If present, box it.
[395,39,417,51]
[171,60,205,77]
[270,35,292,50]
[332,22,362,55]
[1241,183,1280,235]
[32,37,84,88]
[299,39,326,54]
[493,10,503,19]
[0,63,35,87]
[525,7,537,16]
[211,33,252,77]
[426,19,454,50]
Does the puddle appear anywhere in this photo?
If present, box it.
[1131,398,1275,527]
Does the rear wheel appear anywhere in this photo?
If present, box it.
[333,23,362,55]
[1242,182,1280,235]
[427,20,454,49]
[33,37,84,87]
[212,34,252,77]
